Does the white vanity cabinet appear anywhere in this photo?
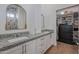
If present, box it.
[25,40,37,54]
[44,35,51,51]
[25,38,41,54]
[50,33,57,46]
[35,34,52,54]
[40,36,47,53]
[24,35,51,54]
[0,33,54,54]
[0,44,23,54]
[35,38,41,54]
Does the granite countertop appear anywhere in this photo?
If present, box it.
[0,30,54,51]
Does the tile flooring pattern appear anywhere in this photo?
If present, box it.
[46,42,78,54]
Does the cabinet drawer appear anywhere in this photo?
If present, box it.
[0,45,22,54]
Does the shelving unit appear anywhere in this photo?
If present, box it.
[57,13,73,26]
[73,12,79,43]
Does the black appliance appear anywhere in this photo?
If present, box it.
[58,24,75,45]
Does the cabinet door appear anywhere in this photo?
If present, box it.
[44,37,48,53]
[40,36,47,53]
[39,35,51,54]
[22,43,26,54]
[50,33,57,46]
[49,34,51,47]
[0,45,23,54]
[35,38,41,54]
[25,40,36,54]
[45,35,51,50]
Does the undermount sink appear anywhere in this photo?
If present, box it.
[8,37,29,43]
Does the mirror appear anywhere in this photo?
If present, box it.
[5,4,27,30]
